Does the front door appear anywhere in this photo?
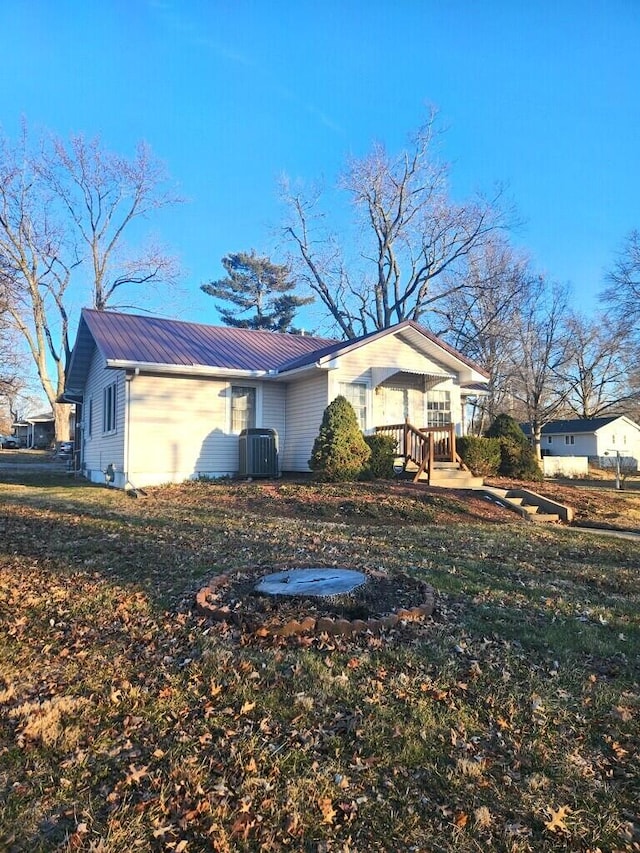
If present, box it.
[381,387,408,425]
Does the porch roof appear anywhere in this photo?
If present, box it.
[370,366,454,387]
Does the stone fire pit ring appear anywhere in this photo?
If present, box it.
[195,566,435,638]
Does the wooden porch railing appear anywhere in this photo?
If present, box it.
[374,421,468,483]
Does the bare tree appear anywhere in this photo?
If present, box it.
[0,126,181,440]
[0,294,21,406]
[433,237,538,432]
[280,110,510,338]
[40,134,181,311]
[508,283,572,459]
[557,313,637,418]
[602,229,640,336]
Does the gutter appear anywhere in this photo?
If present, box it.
[105,360,270,379]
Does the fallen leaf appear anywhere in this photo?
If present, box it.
[318,797,337,825]
[612,705,633,722]
[125,764,148,785]
[240,700,256,715]
[544,805,571,833]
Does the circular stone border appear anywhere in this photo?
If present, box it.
[195,569,435,638]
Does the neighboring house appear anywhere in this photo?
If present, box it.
[522,417,640,467]
[13,413,55,449]
[63,309,489,489]
[13,410,76,449]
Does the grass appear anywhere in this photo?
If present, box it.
[0,477,639,852]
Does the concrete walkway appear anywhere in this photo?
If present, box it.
[568,525,640,542]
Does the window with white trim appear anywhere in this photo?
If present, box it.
[547,436,552,444]
[339,382,367,430]
[87,398,93,438]
[103,383,117,434]
[425,390,451,427]
[230,386,256,433]
[565,435,575,445]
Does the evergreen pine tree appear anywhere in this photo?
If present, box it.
[201,250,312,332]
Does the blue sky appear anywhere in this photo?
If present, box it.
[2,0,639,333]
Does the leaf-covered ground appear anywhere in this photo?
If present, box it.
[0,477,639,852]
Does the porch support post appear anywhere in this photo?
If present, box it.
[404,418,409,465]
[428,431,434,484]
[449,424,456,462]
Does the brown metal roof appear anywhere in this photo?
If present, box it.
[65,310,490,392]
[81,309,337,371]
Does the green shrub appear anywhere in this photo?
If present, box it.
[456,436,501,477]
[362,434,397,479]
[485,414,542,481]
[308,396,371,482]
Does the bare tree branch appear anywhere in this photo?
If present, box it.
[280,111,512,337]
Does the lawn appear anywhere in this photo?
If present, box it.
[0,476,638,852]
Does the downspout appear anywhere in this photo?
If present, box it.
[124,368,139,489]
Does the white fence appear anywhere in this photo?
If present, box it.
[542,456,589,477]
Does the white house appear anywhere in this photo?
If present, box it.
[63,309,489,489]
[523,417,640,469]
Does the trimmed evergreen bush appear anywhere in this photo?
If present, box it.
[485,414,542,481]
[362,434,397,480]
[308,395,371,482]
[456,436,501,477]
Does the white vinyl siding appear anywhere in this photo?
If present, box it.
[282,373,329,471]
[123,376,287,487]
[262,384,286,441]
[81,346,126,484]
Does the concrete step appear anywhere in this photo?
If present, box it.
[479,486,572,524]
[528,513,561,523]
[427,474,485,489]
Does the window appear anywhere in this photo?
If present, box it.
[103,383,117,434]
[87,398,93,438]
[231,386,256,433]
[339,382,367,430]
[565,435,574,445]
[425,390,451,427]
[547,436,552,444]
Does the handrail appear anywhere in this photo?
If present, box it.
[374,421,460,482]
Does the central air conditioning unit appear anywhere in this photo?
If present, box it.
[238,428,279,478]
